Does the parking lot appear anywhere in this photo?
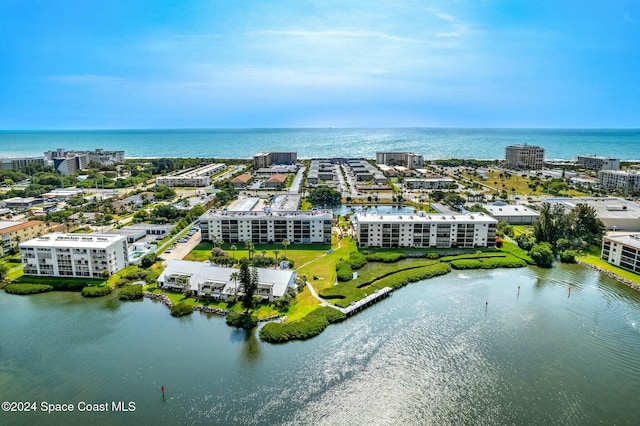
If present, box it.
[160,228,201,267]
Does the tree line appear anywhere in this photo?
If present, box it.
[516,203,606,267]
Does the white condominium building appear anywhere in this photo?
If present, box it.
[601,235,640,274]
[199,209,333,244]
[576,155,620,171]
[20,233,128,278]
[597,170,640,194]
[353,212,497,248]
[376,152,424,169]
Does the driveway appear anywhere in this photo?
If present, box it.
[160,229,202,267]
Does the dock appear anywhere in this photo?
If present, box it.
[342,287,393,317]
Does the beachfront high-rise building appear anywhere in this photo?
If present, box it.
[376,152,424,170]
[44,148,125,176]
[253,152,297,169]
[504,144,545,170]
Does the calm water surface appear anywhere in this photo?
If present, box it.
[2,264,640,425]
[1,128,639,160]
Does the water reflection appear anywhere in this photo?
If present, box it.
[230,327,261,362]
[2,264,640,425]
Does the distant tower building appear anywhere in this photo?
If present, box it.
[44,147,124,176]
[576,155,620,171]
[375,152,424,170]
[253,152,297,169]
[504,144,545,170]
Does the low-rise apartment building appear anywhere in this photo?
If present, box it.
[199,209,333,244]
[404,177,456,190]
[155,163,226,187]
[20,233,128,278]
[158,260,296,302]
[353,212,497,248]
[601,234,640,274]
[0,220,48,256]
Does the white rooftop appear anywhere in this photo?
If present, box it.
[20,233,127,249]
[354,212,497,224]
[483,203,540,218]
[604,234,640,249]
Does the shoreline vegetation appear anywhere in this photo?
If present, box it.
[3,238,640,343]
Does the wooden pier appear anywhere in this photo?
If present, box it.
[342,287,393,317]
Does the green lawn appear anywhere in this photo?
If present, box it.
[463,170,591,197]
[186,242,332,265]
[496,241,534,264]
[12,274,107,290]
[577,252,640,286]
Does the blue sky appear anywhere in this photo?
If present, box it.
[1,0,639,129]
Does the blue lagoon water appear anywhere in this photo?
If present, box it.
[2,266,640,425]
[1,128,639,160]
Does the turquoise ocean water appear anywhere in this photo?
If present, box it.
[1,128,639,160]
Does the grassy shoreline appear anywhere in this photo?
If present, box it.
[4,237,640,344]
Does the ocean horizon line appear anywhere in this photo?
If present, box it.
[2,126,640,132]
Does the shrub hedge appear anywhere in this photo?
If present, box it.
[4,284,53,295]
[226,312,258,329]
[450,259,483,269]
[450,257,526,270]
[81,286,112,297]
[365,252,407,263]
[118,284,143,301]
[560,250,577,263]
[336,261,353,281]
[259,307,346,343]
[348,252,368,269]
[170,302,193,317]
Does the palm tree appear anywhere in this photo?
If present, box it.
[273,249,280,262]
[245,240,255,260]
[282,238,290,260]
[230,271,240,297]
[261,249,267,258]
[214,236,224,249]
[230,244,237,259]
